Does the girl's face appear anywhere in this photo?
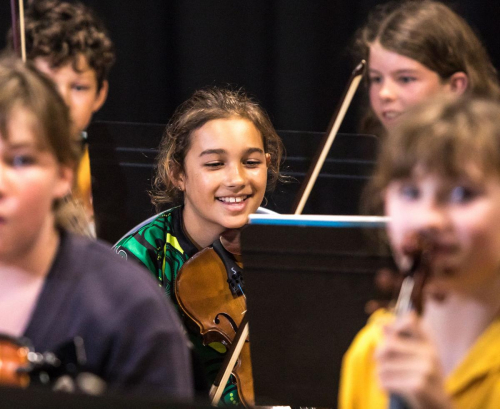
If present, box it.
[384,166,500,296]
[369,42,451,131]
[177,117,270,248]
[0,108,72,265]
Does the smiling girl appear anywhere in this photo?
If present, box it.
[115,87,284,405]
[354,0,500,137]
[339,96,500,409]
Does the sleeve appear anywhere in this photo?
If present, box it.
[114,224,165,285]
[115,233,158,271]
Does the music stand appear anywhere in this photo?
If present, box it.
[87,121,378,244]
[241,214,394,408]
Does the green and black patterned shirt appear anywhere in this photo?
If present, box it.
[115,206,241,406]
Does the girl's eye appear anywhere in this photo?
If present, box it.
[204,161,224,168]
[10,155,35,167]
[369,75,382,85]
[245,159,262,167]
[399,183,420,200]
[72,84,91,92]
[449,185,479,204]
[398,76,416,84]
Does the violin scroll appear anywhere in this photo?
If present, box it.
[396,232,435,316]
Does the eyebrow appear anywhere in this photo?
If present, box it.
[199,147,264,157]
[369,68,420,75]
[6,142,36,150]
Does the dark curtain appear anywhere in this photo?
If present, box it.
[1,0,499,133]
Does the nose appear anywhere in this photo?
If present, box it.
[412,200,449,237]
[224,163,246,188]
[379,79,397,102]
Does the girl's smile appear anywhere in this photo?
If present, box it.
[176,117,269,248]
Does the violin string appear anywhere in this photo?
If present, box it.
[234,284,247,314]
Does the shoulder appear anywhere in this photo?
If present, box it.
[339,309,393,409]
[113,207,185,266]
[54,233,193,398]
[115,208,179,251]
[446,317,500,405]
[61,233,167,307]
[345,309,393,362]
[57,232,187,340]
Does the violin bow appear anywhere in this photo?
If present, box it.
[209,314,249,406]
[10,0,27,62]
[210,61,367,406]
[291,60,366,215]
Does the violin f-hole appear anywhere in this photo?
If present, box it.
[214,313,239,334]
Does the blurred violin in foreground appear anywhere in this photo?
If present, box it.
[389,233,433,409]
[0,334,105,394]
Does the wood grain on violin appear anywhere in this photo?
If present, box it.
[175,244,254,407]
[0,335,30,387]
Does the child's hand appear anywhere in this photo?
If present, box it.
[375,311,454,409]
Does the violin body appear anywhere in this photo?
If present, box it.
[0,335,31,387]
[175,247,254,407]
[0,334,93,392]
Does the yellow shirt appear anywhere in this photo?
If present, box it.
[339,310,500,409]
[71,145,95,237]
[76,145,92,212]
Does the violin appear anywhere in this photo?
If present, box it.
[0,334,89,390]
[175,238,254,407]
[388,234,432,409]
[0,334,31,387]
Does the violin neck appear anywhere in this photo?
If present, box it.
[394,276,415,317]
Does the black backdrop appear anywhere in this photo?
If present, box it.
[1,0,499,133]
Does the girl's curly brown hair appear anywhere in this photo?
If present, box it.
[151,87,286,210]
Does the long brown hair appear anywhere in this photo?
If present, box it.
[354,0,500,137]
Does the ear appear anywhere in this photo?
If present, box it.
[447,72,468,95]
[92,80,109,113]
[168,163,185,192]
[265,153,271,167]
[53,165,74,200]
